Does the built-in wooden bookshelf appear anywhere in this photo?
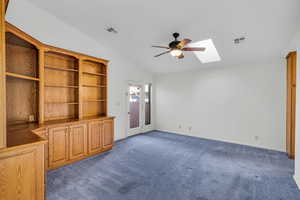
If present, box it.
[81,60,107,118]
[3,23,109,126]
[44,51,79,122]
[5,31,39,125]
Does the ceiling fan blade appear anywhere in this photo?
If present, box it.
[154,50,171,57]
[152,45,170,49]
[177,39,192,49]
[177,53,184,59]
[182,47,206,51]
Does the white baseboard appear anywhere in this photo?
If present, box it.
[294,175,300,189]
[155,129,285,152]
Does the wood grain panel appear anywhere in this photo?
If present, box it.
[88,120,103,154]
[82,60,105,74]
[0,144,45,200]
[82,74,106,85]
[83,102,106,118]
[45,52,78,70]
[48,126,69,167]
[6,38,38,77]
[45,87,78,103]
[0,0,6,148]
[6,77,38,125]
[69,123,87,160]
[45,69,78,86]
[286,51,297,159]
[45,104,78,121]
[103,119,114,148]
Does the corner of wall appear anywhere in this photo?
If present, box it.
[294,175,300,189]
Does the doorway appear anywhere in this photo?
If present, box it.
[127,83,152,136]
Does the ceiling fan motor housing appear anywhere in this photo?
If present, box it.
[169,32,180,49]
[169,41,180,49]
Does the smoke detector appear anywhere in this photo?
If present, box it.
[234,37,246,44]
[106,27,118,34]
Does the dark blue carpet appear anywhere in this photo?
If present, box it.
[47,131,300,200]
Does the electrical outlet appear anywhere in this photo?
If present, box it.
[29,115,35,122]
[254,136,259,141]
[188,127,192,132]
[178,125,182,129]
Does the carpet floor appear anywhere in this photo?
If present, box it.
[47,131,300,200]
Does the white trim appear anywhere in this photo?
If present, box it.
[294,175,300,189]
[156,128,285,152]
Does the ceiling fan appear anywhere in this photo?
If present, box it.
[152,33,205,59]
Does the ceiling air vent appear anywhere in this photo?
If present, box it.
[234,37,246,44]
[106,27,118,34]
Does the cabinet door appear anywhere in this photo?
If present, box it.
[69,123,87,160]
[0,144,45,200]
[88,120,103,154]
[103,119,114,148]
[48,126,69,168]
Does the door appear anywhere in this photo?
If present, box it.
[286,51,297,159]
[88,120,103,154]
[103,119,114,148]
[127,84,142,136]
[48,126,69,168]
[69,123,88,160]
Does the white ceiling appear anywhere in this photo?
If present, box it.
[28,0,300,74]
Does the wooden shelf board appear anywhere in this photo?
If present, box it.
[45,66,78,72]
[45,85,79,88]
[45,102,79,105]
[6,72,39,81]
[82,71,106,76]
[82,84,106,88]
[83,100,106,103]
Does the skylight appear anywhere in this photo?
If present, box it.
[188,39,221,63]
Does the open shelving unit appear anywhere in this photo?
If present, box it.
[81,59,107,118]
[5,31,39,126]
[4,23,109,126]
[44,51,79,122]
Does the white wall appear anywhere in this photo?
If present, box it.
[155,61,286,151]
[6,0,154,140]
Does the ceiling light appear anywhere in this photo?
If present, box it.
[188,39,221,63]
[170,49,182,57]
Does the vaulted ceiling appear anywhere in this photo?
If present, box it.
[28,0,300,73]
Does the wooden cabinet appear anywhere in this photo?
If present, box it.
[48,126,69,168]
[0,143,45,200]
[69,123,87,160]
[88,120,103,154]
[47,118,114,169]
[103,119,114,148]
[286,51,297,159]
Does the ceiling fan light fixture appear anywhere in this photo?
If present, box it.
[170,49,182,57]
